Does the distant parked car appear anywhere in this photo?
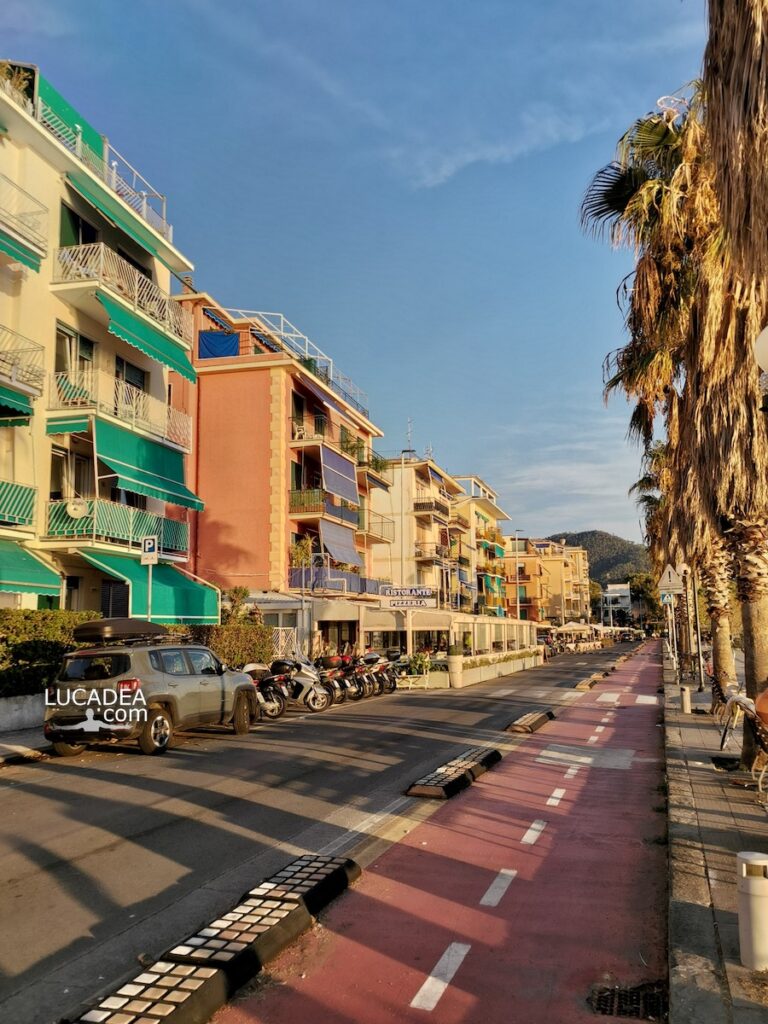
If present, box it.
[44,618,262,757]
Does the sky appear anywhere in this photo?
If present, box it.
[2,0,707,540]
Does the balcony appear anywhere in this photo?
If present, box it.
[288,566,386,595]
[0,479,36,526]
[45,498,188,555]
[357,508,395,543]
[449,512,470,531]
[290,414,334,445]
[413,496,450,520]
[51,243,192,346]
[415,542,452,562]
[0,324,45,393]
[0,172,48,254]
[0,74,172,241]
[49,369,192,450]
[289,489,359,526]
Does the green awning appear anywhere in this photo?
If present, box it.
[94,418,203,510]
[0,540,61,596]
[0,227,41,273]
[80,551,219,623]
[96,290,196,383]
[66,172,159,259]
[0,385,33,418]
[46,415,90,435]
[494,543,505,558]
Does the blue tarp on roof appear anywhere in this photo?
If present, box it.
[198,330,239,359]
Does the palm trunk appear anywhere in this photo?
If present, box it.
[699,544,737,686]
[729,520,768,768]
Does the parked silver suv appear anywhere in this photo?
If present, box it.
[43,618,262,756]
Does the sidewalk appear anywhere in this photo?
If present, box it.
[0,725,48,766]
[667,684,768,1024]
[215,643,668,1024]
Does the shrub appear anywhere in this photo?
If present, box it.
[187,623,274,668]
[0,610,100,699]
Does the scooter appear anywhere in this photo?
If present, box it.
[272,655,332,713]
[243,663,291,720]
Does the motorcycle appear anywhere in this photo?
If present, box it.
[316,655,347,705]
[243,663,290,720]
[272,655,332,713]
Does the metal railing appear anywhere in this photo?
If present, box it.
[414,542,451,560]
[222,309,369,416]
[450,512,470,530]
[290,414,333,443]
[0,172,48,251]
[413,496,450,519]
[0,479,36,525]
[52,243,192,345]
[289,490,359,524]
[0,324,45,391]
[49,369,192,449]
[46,498,188,553]
[357,509,395,542]
[288,566,384,595]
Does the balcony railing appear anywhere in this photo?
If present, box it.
[49,369,192,449]
[450,512,470,530]
[290,414,333,443]
[415,542,451,561]
[52,244,192,345]
[288,566,385,595]
[0,479,36,526]
[289,489,359,525]
[357,509,395,542]
[413,496,450,519]
[46,498,188,554]
[0,324,45,392]
[0,77,172,241]
[0,172,48,252]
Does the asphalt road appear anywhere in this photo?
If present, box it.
[0,646,630,1024]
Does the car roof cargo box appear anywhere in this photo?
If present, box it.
[72,618,169,643]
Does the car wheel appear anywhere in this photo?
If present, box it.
[138,708,173,755]
[306,688,331,712]
[232,693,251,734]
[52,740,86,757]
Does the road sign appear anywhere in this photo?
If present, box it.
[661,593,674,605]
[140,535,159,566]
[659,564,684,595]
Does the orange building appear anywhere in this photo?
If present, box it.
[172,293,394,650]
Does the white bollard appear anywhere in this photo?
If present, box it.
[680,686,691,714]
[737,852,768,970]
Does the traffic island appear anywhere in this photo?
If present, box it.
[406,745,502,798]
[507,709,555,733]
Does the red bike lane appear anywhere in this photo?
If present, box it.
[216,644,666,1024]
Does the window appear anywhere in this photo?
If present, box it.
[187,649,220,675]
[115,356,147,392]
[49,448,68,500]
[291,461,302,491]
[73,454,93,498]
[100,580,128,617]
[59,654,131,681]
[292,392,305,420]
[55,325,96,374]
[158,650,191,675]
[60,204,97,247]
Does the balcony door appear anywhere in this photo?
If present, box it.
[60,204,98,248]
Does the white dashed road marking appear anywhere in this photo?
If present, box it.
[410,943,472,1010]
[635,695,659,705]
[521,820,547,845]
[595,726,605,733]
[546,788,566,807]
[597,692,620,703]
[587,735,599,744]
[564,766,580,779]
[479,869,518,907]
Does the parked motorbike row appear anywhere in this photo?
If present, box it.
[241,651,398,720]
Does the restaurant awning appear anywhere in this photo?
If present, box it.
[94,418,203,510]
[320,447,359,504]
[80,551,219,623]
[0,540,60,596]
[319,520,363,567]
[0,227,41,272]
[96,291,196,383]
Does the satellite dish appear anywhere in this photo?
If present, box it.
[755,324,768,371]
[66,498,89,520]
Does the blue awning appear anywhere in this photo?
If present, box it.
[321,447,359,504]
[319,520,363,567]
[300,375,349,418]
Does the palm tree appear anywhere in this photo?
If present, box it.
[705,1,768,279]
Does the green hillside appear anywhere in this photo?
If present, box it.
[546,530,650,588]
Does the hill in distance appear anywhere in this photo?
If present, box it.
[546,530,650,588]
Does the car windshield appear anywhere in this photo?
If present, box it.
[59,654,131,682]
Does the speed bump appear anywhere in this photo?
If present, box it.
[407,745,502,798]
[507,710,554,733]
[257,854,362,916]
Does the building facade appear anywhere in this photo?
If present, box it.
[453,476,509,617]
[0,62,217,621]
[601,582,632,625]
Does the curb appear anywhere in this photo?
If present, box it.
[62,854,361,1024]
[406,746,502,799]
[507,709,554,733]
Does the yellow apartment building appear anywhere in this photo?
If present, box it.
[453,475,510,617]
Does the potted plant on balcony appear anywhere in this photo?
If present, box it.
[447,642,463,688]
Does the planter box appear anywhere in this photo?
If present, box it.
[0,692,44,732]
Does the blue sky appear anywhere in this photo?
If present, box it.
[4,0,706,540]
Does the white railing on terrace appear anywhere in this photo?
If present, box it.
[0,172,48,251]
[0,324,45,391]
[49,368,192,449]
[52,243,192,346]
[224,308,369,416]
[0,78,172,241]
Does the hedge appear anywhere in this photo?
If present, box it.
[0,613,276,700]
